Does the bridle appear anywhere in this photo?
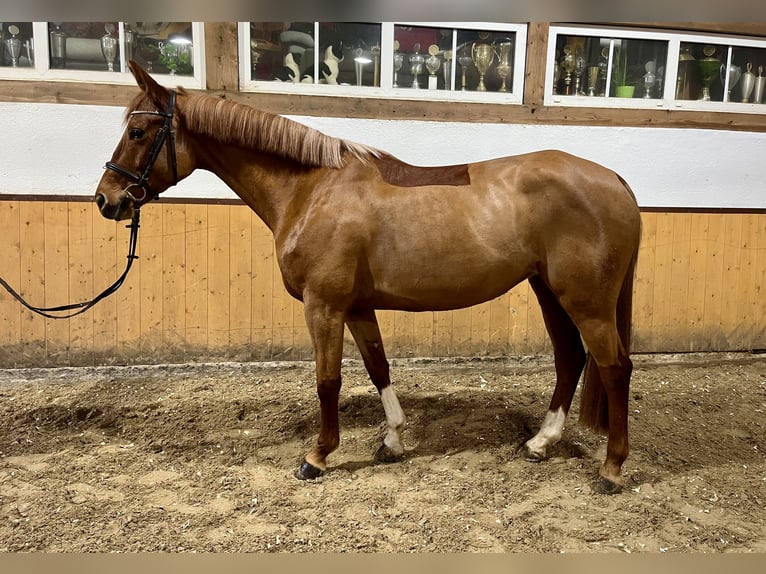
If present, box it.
[104,90,178,207]
[0,92,179,319]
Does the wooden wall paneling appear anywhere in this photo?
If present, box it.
[18,202,46,360]
[271,252,294,357]
[755,216,766,350]
[0,201,21,349]
[161,204,187,351]
[721,214,743,348]
[251,214,274,357]
[412,309,435,358]
[228,205,253,354]
[633,212,657,351]
[470,300,491,355]
[735,215,758,346]
[91,209,119,359]
[650,213,675,350]
[669,212,692,350]
[487,294,510,356]
[507,282,530,353]
[687,213,709,350]
[431,310,452,356]
[136,207,164,353]
[525,284,550,354]
[203,22,240,92]
[67,202,95,361]
[206,204,231,350]
[451,307,472,356]
[184,204,209,349]
[43,202,71,360]
[393,308,415,356]
[702,214,726,349]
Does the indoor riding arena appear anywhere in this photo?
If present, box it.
[0,21,764,553]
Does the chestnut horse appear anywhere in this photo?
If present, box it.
[95,62,641,494]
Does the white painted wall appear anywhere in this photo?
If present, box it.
[1,101,764,209]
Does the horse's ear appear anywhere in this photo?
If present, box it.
[128,60,169,109]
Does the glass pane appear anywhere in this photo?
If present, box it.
[250,22,382,87]
[393,25,453,90]
[47,22,121,72]
[454,29,518,92]
[553,34,667,100]
[1,22,35,68]
[677,42,766,103]
[318,22,381,86]
[250,22,314,82]
[127,22,194,76]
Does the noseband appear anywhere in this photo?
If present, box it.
[104,90,178,207]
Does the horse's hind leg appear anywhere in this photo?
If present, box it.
[521,275,587,461]
[346,308,406,463]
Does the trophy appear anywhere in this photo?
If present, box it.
[458,51,473,90]
[586,66,599,96]
[739,62,755,103]
[442,49,452,90]
[720,62,741,102]
[353,47,371,87]
[49,23,67,69]
[4,25,22,68]
[560,45,575,95]
[392,40,404,88]
[494,39,512,92]
[24,38,34,66]
[573,52,585,95]
[409,43,424,89]
[697,46,720,101]
[101,24,118,72]
[471,41,494,91]
[642,61,657,99]
[754,65,765,104]
[425,44,441,90]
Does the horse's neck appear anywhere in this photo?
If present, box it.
[193,140,318,234]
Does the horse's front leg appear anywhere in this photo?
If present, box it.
[295,298,346,480]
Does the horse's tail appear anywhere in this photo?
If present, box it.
[578,177,640,434]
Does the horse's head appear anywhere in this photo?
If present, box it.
[95,61,193,221]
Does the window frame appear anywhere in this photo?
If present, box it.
[237,21,528,104]
[546,24,766,115]
[0,22,207,89]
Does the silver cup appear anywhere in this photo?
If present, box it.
[753,65,765,104]
[740,62,755,103]
[101,33,118,71]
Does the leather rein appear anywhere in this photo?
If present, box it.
[0,92,178,319]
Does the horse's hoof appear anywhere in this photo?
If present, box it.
[374,443,403,463]
[519,443,546,463]
[593,475,623,495]
[294,458,323,480]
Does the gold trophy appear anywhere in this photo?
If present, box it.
[494,39,512,92]
[425,44,441,90]
[471,41,495,91]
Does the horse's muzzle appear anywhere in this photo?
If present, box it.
[95,192,134,221]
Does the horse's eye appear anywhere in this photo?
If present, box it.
[129,128,145,140]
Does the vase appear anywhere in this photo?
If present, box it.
[615,85,635,98]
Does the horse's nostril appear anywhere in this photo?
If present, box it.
[95,194,106,209]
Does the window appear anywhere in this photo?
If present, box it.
[546,25,766,114]
[238,22,527,103]
[0,21,206,89]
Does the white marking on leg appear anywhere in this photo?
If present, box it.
[380,386,405,455]
[524,407,567,458]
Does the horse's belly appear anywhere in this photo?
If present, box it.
[368,259,532,312]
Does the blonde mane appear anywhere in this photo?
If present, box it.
[128,89,378,169]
